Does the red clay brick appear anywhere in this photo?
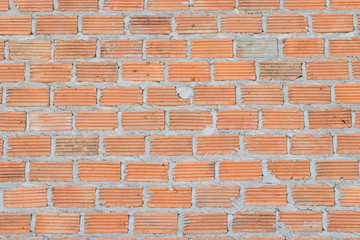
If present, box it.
[197,135,239,155]
[233,212,276,232]
[83,15,124,34]
[36,16,77,34]
[100,187,143,207]
[245,185,287,206]
[134,212,177,234]
[173,161,214,181]
[36,213,79,234]
[104,136,145,156]
[30,162,73,182]
[8,136,51,157]
[4,186,47,208]
[267,15,308,33]
[85,213,128,233]
[76,111,118,130]
[148,187,191,208]
[150,135,192,155]
[279,212,323,232]
[176,14,217,34]
[219,161,262,181]
[78,161,121,182]
[126,162,168,182]
[222,14,262,33]
[184,213,227,234]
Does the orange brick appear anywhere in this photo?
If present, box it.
[196,186,239,208]
[30,62,72,82]
[217,109,258,130]
[148,0,188,10]
[83,15,124,34]
[284,0,325,10]
[173,161,214,181]
[176,14,217,34]
[150,135,192,155]
[104,136,145,156]
[328,211,360,232]
[130,15,171,34]
[54,87,96,106]
[8,136,50,157]
[100,40,142,58]
[354,60,360,78]
[0,16,31,35]
[194,0,235,10]
[123,110,164,130]
[147,39,186,58]
[194,85,236,105]
[0,63,25,82]
[233,212,276,232]
[245,185,287,206]
[192,39,233,58]
[262,109,304,129]
[29,111,72,131]
[283,38,324,57]
[101,87,142,106]
[55,40,96,59]
[268,160,310,180]
[356,110,360,127]
[100,187,142,207]
[103,0,143,10]
[0,213,31,234]
[267,14,308,33]
[168,62,210,82]
[0,40,3,59]
[170,110,212,130]
[244,135,287,155]
[9,40,51,60]
[78,161,121,182]
[148,187,191,208]
[288,85,330,104]
[77,62,118,82]
[85,213,128,233]
[6,87,49,107]
[330,0,360,9]
[293,185,334,206]
[0,112,26,131]
[279,212,322,232]
[76,111,118,130]
[58,0,98,11]
[52,186,95,208]
[338,133,360,154]
[330,38,360,56]
[214,61,255,81]
[123,62,164,81]
[0,161,25,182]
[242,85,283,105]
[221,14,262,33]
[13,0,53,11]
[125,162,168,182]
[219,161,262,181]
[197,135,239,155]
[316,160,359,180]
[36,213,79,234]
[147,86,190,106]
[239,0,279,10]
[36,16,77,34]
[336,84,360,103]
[184,213,227,234]
[4,186,47,208]
[313,14,353,33]
[290,134,333,155]
[340,187,360,206]
[309,108,351,129]
[306,60,349,80]
[30,161,73,182]
[0,0,8,10]
[134,212,177,234]
[260,61,302,81]
[55,136,99,156]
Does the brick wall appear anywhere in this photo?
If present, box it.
[0,0,360,239]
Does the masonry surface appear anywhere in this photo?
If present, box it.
[0,0,360,239]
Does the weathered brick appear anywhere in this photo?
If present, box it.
[237,38,278,58]
[100,40,142,58]
[76,111,118,130]
[279,212,323,232]
[9,40,51,60]
[196,186,239,208]
[293,185,334,206]
[134,212,177,234]
[130,16,171,34]
[184,213,227,234]
[233,212,276,232]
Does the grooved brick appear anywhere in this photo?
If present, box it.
[103,0,143,10]
[100,40,142,58]
[168,61,210,82]
[9,40,51,60]
[184,213,227,234]
[290,134,333,155]
[30,62,72,82]
[262,109,304,129]
[130,16,171,34]
[100,87,142,106]
[306,60,349,80]
[6,87,49,107]
[83,15,124,34]
[268,160,311,180]
[36,16,77,34]
[55,40,96,59]
[4,186,47,208]
[169,110,212,130]
[148,0,189,10]
[173,161,214,181]
[8,136,51,157]
[196,186,239,208]
[100,187,142,207]
[279,212,323,232]
[29,111,72,131]
[217,109,258,130]
[52,186,95,207]
[55,136,99,156]
[340,187,360,206]
[85,213,128,233]
[214,61,255,81]
[193,85,236,105]
[292,185,334,206]
[330,38,360,56]
[316,160,359,180]
[104,136,145,156]
[313,14,353,33]
[76,111,118,130]
[147,39,187,58]
[58,0,98,11]
[13,0,52,11]
[147,86,190,106]
[36,213,79,234]
[244,134,287,154]
[219,161,262,181]
[150,135,192,155]
[0,63,25,82]
[308,108,351,129]
[260,61,302,80]
[221,14,262,33]
[123,62,164,81]
[0,213,31,234]
[192,39,233,58]
[0,0,9,11]
[0,16,31,35]
[77,62,118,82]
[197,134,239,155]
[54,87,96,106]
[330,0,360,9]
[123,110,164,130]
[288,85,331,104]
[193,0,235,10]
[148,187,191,208]
[245,185,287,206]
[0,161,25,182]
[267,14,308,33]
[241,85,283,105]
[328,211,360,232]
[337,133,360,154]
[284,0,325,10]
[134,212,177,234]
[239,0,279,10]
[176,14,217,34]
[125,162,168,182]
[30,162,73,182]
[232,212,276,232]
[335,84,360,103]
[237,38,278,58]
[0,112,26,131]
[78,161,121,182]
[283,38,324,57]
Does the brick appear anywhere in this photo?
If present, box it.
[328,211,360,232]
[313,14,353,33]
[100,187,142,207]
[214,61,255,81]
[168,62,210,82]
[245,185,287,206]
[260,61,302,80]
[76,111,118,130]
[134,212,177,234]
[77,62,118,82]
[123,62,164,81]
[193,0,235,10]
[8,136,51,157]
[340,187,360,206]
[284,38,324,57]
[330,0,360,9]
[123,110,164,130]
[0,16,31,35]
[55,136,99,156]
[100,87,142,106]
[85,213,128,233]
[83,15,124,34]
[192,39,233,58]
[52,186,95,207]
[150,135,192,155]
[125,162,168,182]
[0,40,3,59]
[233,212,276,232]
[30,111,72,131]
[306,60,349,80]
[267,14,307,33]
[268,160,310,180]
[13,0,52,11]
[0,213,31,234]
[354,60,360,78]
[221,14,262,33]
[239,0,279,9]
[244,135,287,154]
[284,0,325,10]
[184,213,227,234]
[279,212,322,232]
[217,109,258,130]
[30,162,73,182]
[6,87,49,107]
[197,135,239,155]
[30,62,72,82]
[219,161,262,181]
[196,186,239,208]
[36,16,77,34]
[241,85,283,105]
[55,40,96,59]
[148,0,188,10]
[336,84,360,103]
[288,85,331,104]
[78,161,121,182]
[54,87,96,106]
[0,112,26,131]
[338,133,360,154]
[104,136,145,156]
[293,185,334,206]
[309,108,351,129]
[0,0,8,10]
[237,38,278,58]
[316,160,359,180]
[290,134,333,155]
[262,109,304,129]
[100,40,142,58]
[147,39,187,58]
[130,15,171,34]
[0,63,25,82]
[9,40,51,60]
[36,213,79,234]
[4,186,47,208]
[176,14,217,34]
[169,110,211,130]
[173,161,214,181]
[148,187,191,208]
[0,161,25,182]
[58,0,98,11]
[104,0,143,9]
[193,85,236,105]
[147,86,190,106]
[330,38,360,56]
